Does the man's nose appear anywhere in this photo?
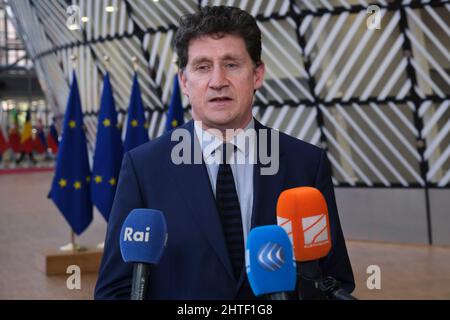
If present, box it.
[209,67,228,90]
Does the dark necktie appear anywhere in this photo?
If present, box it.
[215,143,245,280]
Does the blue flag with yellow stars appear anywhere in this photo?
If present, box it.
[124,73,149,152]
[91,73,123,221]
[49,72,92,235]
[165,75,185,132]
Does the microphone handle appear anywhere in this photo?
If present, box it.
[130,263,151,300]
[331,288,358,301]
[297,261,327,300]
[268,292,290,300]
[318,276,358,300]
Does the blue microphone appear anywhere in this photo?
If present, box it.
[246,225,297,300]
[119,209,168,300]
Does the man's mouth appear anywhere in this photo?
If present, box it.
[209,97,233,102]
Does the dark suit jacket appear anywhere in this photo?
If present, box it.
[94,119,355,299]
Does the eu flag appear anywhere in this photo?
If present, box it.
[124,73,149,152]
[165,75,185,132]
[91,73,123,221]
[49,72,92,235]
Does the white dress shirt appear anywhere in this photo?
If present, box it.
[194,119,255,244]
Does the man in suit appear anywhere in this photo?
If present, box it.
[95,5,354,299]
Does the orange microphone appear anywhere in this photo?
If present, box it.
[277,187,356,300]
[277,186,331,262]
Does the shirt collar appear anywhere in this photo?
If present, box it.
[194,118,255,160]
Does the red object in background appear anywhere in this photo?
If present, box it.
[32,136,46,154]
[21,137,34,153]
[33,122,47,154]
[47,124,59,155]
[0,126,9,155]
[8,128,21,153]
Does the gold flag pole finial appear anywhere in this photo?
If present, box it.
[70,53,77,69]
[103,55,110,73]
[172,53,180,73]
[132,56,138,72]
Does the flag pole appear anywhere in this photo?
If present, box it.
[96,57,110,250]
[115,56,124,131]
[103,55,110,69]
[70,53,77,71]
[173,54,178,73]
[59,230,86,252]
[132,56,138,72]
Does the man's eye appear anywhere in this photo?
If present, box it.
[196,65,209,71]
[226,63,238,68]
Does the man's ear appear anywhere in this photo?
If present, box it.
[178,70,189,98]
[254,61,265,90]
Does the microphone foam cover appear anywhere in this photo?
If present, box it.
[277,187,331,262]
[246,225,296,296]
[120,209,167,264]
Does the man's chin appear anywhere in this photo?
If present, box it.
[202,117,239,130]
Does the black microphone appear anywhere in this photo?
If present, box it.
[318,276,357,300]
[119,208,168,300]
[296,260,328,300]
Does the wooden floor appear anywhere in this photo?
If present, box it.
[1,171,449,300]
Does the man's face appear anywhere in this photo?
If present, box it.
[179,34,265,131]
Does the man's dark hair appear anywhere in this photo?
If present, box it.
[173,6,262,70]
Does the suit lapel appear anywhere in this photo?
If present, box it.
[170,121,235,281]
[251,120,287,228]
